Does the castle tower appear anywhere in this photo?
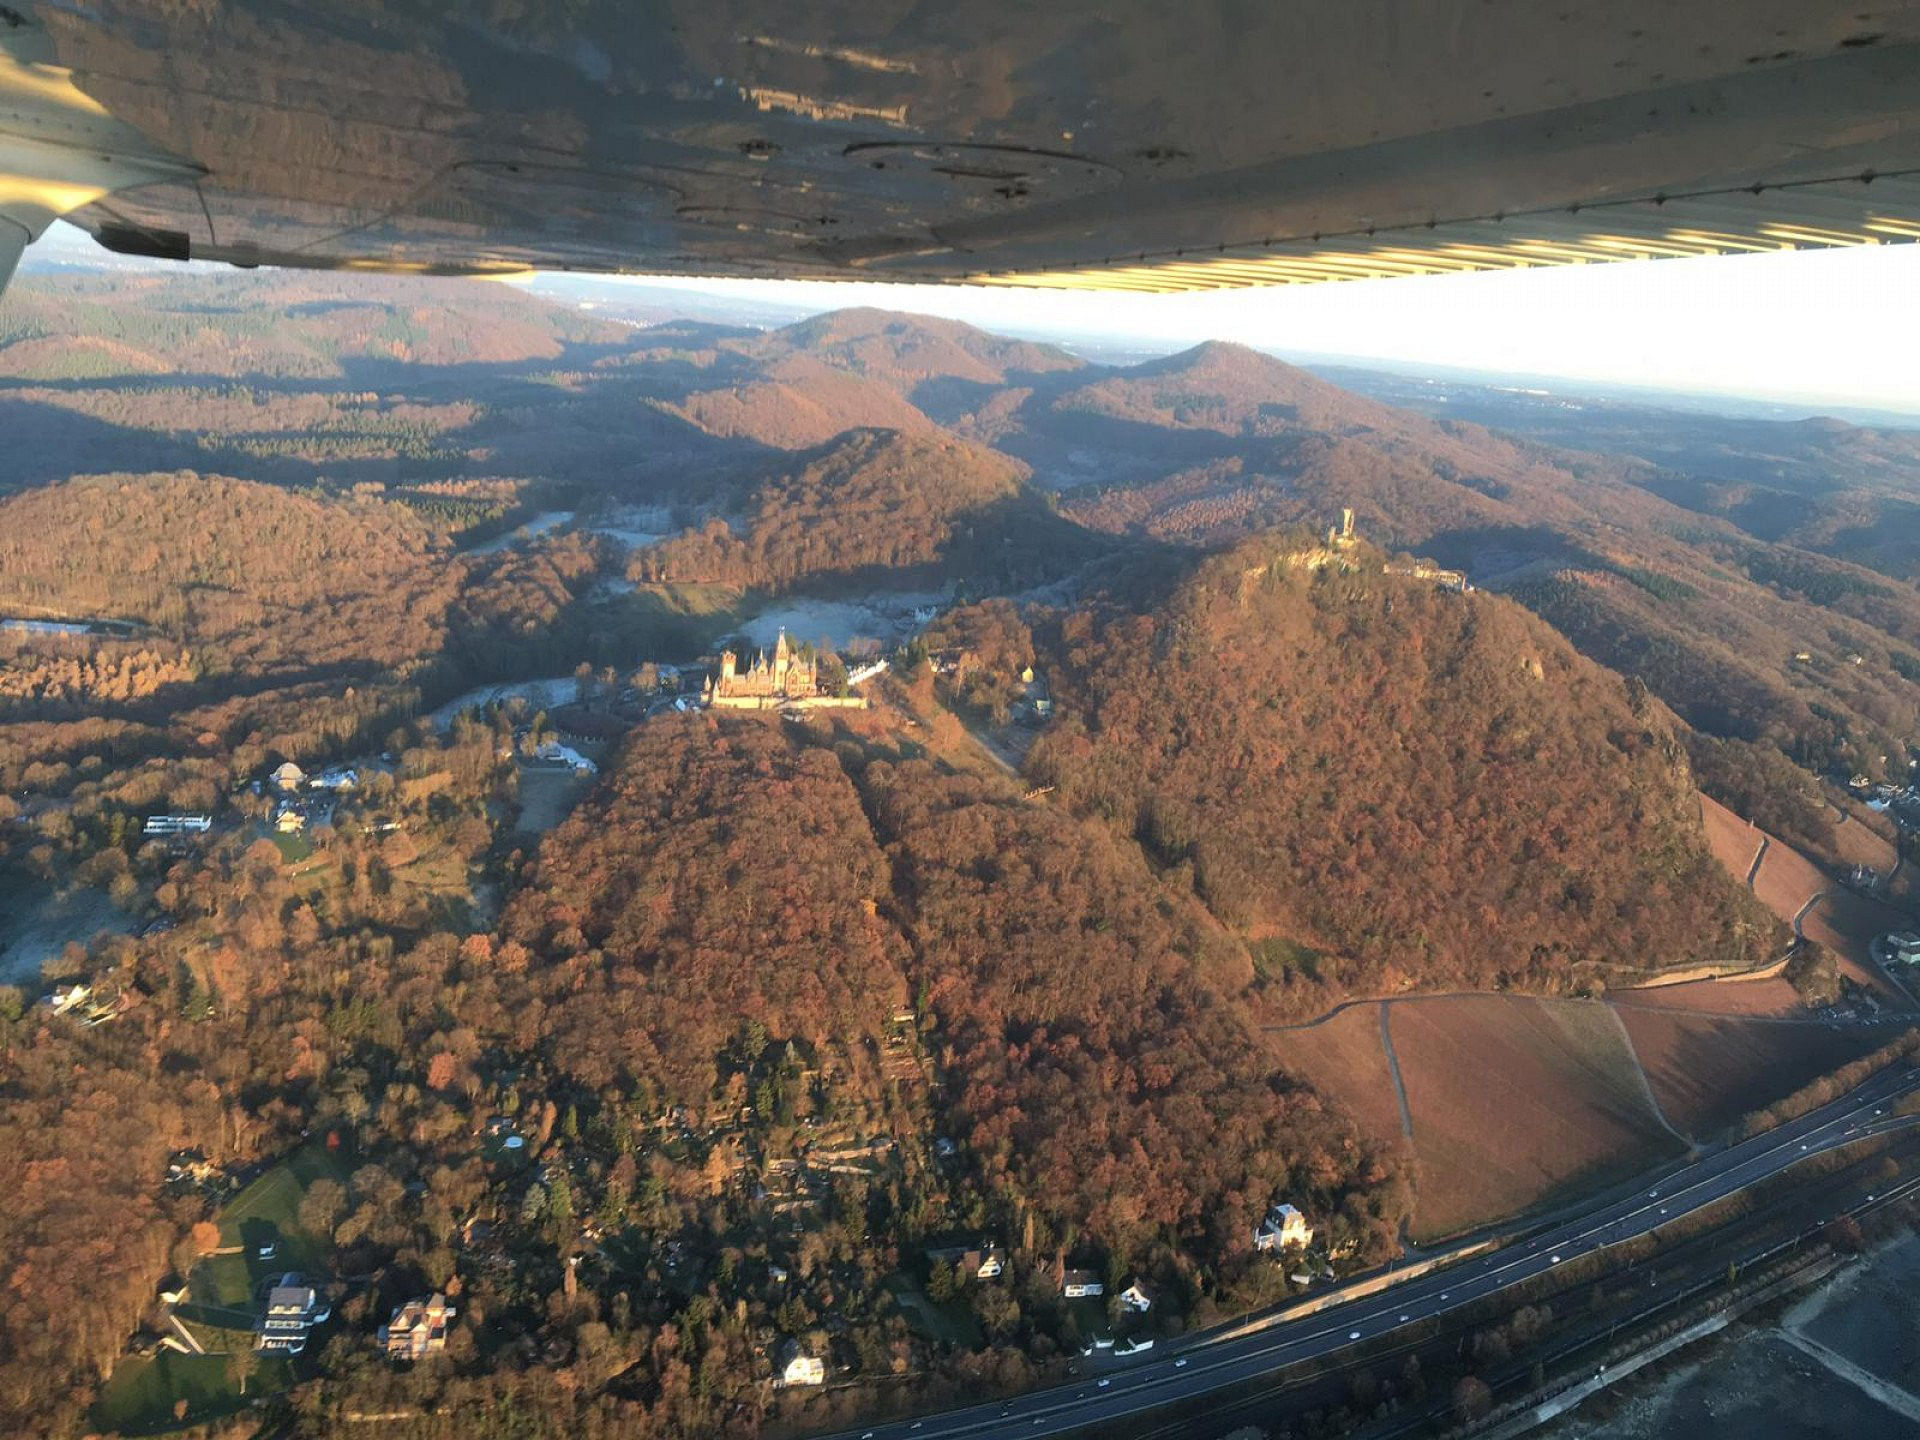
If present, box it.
[772,629,791,691]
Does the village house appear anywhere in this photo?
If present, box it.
[380,1293,455,1360]
[257,1275,324,1354]
[925,1239,1006,1281]
[775,1337,825,1387]
[1061,1269,1104,1299]
[964,1244,1006,1281]
[270,761,306,792]
[1119,1280,1153,1313]
[1255,1202,1315,1252]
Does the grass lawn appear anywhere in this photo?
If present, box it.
[91,1350,294,1436]
[192,1146,351,1310]
[883,1273,982,1349]
[269,830,313,863]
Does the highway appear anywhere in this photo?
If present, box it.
[825,1065,1920,1440]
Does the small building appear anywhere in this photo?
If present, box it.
[1255,1202,1314,1253]
[257,1275,322,1353]
[46,983,92,1015]
[143,814,212,837]
[1119,1280,1153,1314]
[275,808,307,834]
[380,1293,455,1360]
[964,1245,1006,1281]
[535,740,598,775]
[775,1337,825,1387]
[1061,1269,1104,1299]
[1880,932,1920,965]
[925,1239,1005,1281]
[271,761,306,792]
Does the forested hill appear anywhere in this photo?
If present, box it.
[1026,537,1783,1017]
[0,472,460,675]
[504,716,1406,1276]
[629,428,1110,591]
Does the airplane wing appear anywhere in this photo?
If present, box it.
[5,1,1920,296]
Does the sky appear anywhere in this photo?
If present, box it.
[563,241,1920,416]
[32,217,1920,415]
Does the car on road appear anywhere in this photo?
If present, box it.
[1348,1330,1361,1340]
[1175,1357,1189,1368]
[1551,1254,1562,1263]
[1097,1379,1110,1389]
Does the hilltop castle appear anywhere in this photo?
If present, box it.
[703,630,866,711]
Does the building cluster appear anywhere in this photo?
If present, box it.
[262,759,356,833]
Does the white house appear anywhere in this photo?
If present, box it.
[270,761,306,792]
[257,1275,322,1353]
[776,1339,824,1387]
[1119,1280,1153,1314]
[969,1245,1006,1281]
[1061,1269,1104,1299]
[1255,1202,1314,1252]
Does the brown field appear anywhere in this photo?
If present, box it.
[1750,832,1827,921]
[1268,1002,1409,1152]
[1700,793,1765,885]
[1388,995,1681,1243]
[1827,811,1898,875]
[1615,1007,1904,1139]
[1607,975,1804,1018]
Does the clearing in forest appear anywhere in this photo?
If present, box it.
[1388,994,1681,1243]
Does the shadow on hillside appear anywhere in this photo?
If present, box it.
[1413,522,1597,580]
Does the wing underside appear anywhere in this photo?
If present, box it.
[5,1,1920,291]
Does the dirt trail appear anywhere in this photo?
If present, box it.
[1600,1002,1695,1148]
[1379,1002,1414,1140]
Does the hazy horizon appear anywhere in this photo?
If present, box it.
[23,217,1920,424]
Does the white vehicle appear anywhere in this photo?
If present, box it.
[1175,1357,1189,1368]
[1551,1254,1562,1264]
[1348,1330,1361,1340]
[1097,1379,1110,1389]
